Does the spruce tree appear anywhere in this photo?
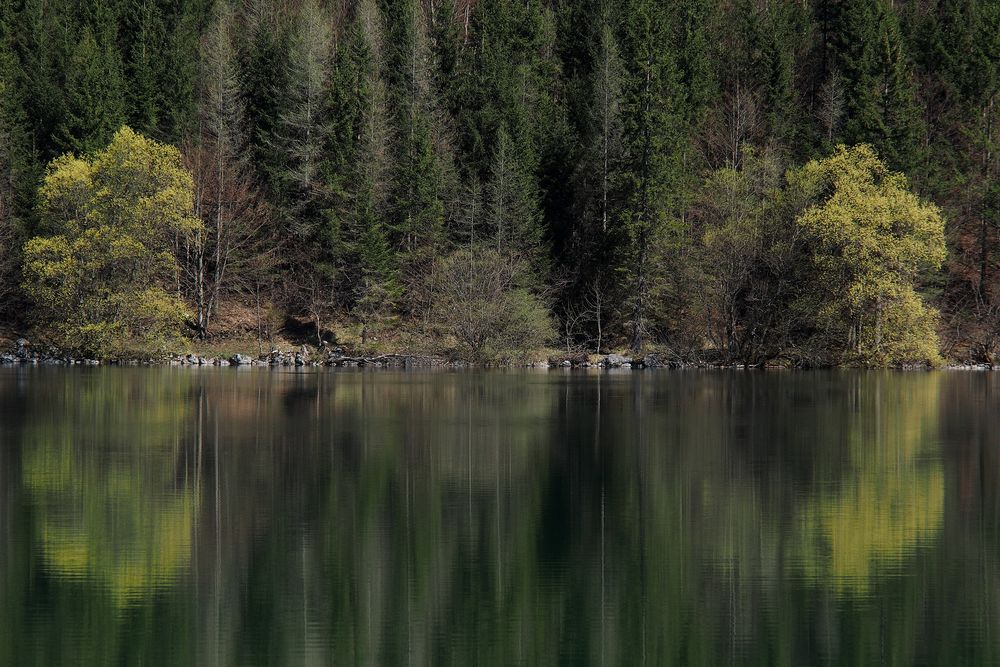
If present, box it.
[570,15,625,296]
[426,0,463,120]
[158,0,205,143]
[239,0,290,187]
[17,0,72,159]
[486,125,545,271]
[56,26,126,154]
[273,0,335,241]
[334,0,399,323]
[384,0,446,288]
[124,0,162,135]
[829,0,922,170]
[184,1,264,338]
[618,0,686,352]
[0,30,34,313]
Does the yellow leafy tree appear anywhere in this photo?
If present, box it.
[789,145,946,365]
[22,127,200,358]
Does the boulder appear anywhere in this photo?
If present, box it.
[548,352,588,367]
[230,353,254,366]
[603,354,632,368]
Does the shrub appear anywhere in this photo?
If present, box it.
[430,246,554,363]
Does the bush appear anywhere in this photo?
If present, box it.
[430,246,554,363]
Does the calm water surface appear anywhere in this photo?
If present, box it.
[0,367,997,665]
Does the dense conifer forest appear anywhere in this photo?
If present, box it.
[0,0,998,365]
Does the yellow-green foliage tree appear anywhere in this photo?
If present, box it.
[789,145,946,366]
[22,127,199,358]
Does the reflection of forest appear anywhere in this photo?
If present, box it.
[0,369,998,664]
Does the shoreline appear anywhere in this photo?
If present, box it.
[0,337,984,371]
[0,339,989,371]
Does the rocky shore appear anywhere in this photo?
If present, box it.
[0,337,692,369]
[1,337,981,370]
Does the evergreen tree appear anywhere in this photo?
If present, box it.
[273,0,333,237]
[15,0,68,159]
[618,0,687,352]
[829,0,922,170]
[124,0,163,135]
[56,27,126,154]
[239,0,290,187]
[426,0,463,119]
[182,1,267,338]
[0,30,35,313]
[158,0,206,142]
[384,0,446,292]
[486,125,545,271]
[269,0,345,335]
[333,0,399,325]
[569,14,625,300]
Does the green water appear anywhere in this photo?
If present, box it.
[0,367,996,665]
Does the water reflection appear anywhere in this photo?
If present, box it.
[0,368,997,664]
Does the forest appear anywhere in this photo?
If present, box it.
[0,0,997,366]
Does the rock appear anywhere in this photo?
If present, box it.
[642,354,664,368]
[229,353,254,366]
[603,354,632,368]
[548,352,588,367]
[0,353,14,364]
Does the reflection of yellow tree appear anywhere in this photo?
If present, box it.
[21,371,198,607]
[798,374,944,594]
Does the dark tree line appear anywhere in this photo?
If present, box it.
[0,0,999,363]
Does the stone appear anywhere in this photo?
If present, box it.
[603,354,632,368]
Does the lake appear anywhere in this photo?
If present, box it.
[0,367,997,665]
